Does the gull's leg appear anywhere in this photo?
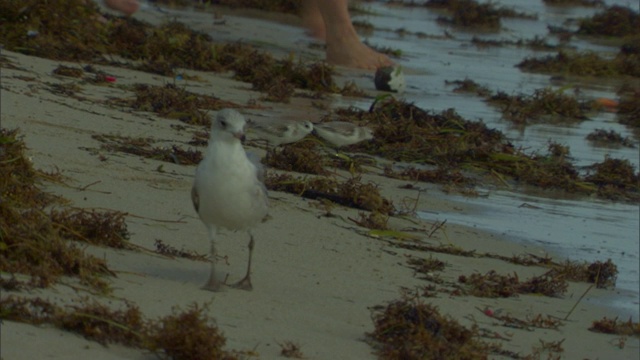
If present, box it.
[202,225,223,291]
[231,231,254,290]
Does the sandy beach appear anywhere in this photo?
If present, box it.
[1,3,639,359]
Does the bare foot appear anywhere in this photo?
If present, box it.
[309,0,395,70]
[326,36,394,70]
[104,0,140,16]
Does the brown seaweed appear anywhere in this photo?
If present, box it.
[578,6,640,37]
[264,173,395,215]
[458,270,568,298]
[50,209,131,249]
[278,341,305,358]
[586,129,636,148]
[589,316,640,337]
[111,83,242,126]
[367,293,490,359]
[0,296,239,359]
[584,157,640,201]
[154,239,209,262]
[263,141,329,175]
[92,134,203,165]
[427,0,536,30]
[1,129,114,291]
[517,50,636,77]
[487,88,592,125]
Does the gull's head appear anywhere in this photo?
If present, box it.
[212,109,246,142]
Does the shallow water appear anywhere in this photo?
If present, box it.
[351,0,639,317]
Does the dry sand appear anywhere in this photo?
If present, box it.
[1,5,639,360]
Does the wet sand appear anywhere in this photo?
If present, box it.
[1,5,639,359]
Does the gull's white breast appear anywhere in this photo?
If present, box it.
[194,141,268,230]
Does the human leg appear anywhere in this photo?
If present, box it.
[302,0,326,39]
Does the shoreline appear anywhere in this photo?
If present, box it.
[2,4,639,359]
[418,188,640,320]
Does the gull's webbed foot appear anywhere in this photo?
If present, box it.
[230,275,253,291]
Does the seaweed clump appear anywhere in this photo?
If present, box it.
[447,79,597,125]
[518,47,640,77]
[92,134,203,165]
[547,259,618,288]
[52,65,84,78]
[446,78,492,97]
[129,21,224,75]
[407,256,447,278]
[263,141,329,175]
[149,303,237,360]
[470,35,558,51]
[50,209,132,249]
[154,239,208,261]
[458,270,568,298]
[367,294,489,359]
[0,0,111,60]
[384,166,473,188]
[578,6,640,37]
[343,98,580,190]
[216,43,342,102]
[436,0,503,29]
[586,129,636,148]
[617,86,640,131]
[0,297,142,345]
[0,128,114,290]
[584,157,640,201]
[344,98,508,165]
[112,84,243,126]
[427,0,535,29]
[517,50,618,77]
[487,88,591,125]
[278,341,305,358]
[0,296,239,359]
[358,97,640,200]
[265,173,395,215]
[589,317,640,337]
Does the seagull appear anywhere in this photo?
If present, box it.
[246,118,314,147]
[312,121,374,148]
[191,109,269,291]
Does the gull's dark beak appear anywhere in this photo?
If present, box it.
[235,132,246,143]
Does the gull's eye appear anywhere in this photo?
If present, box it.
[220,120,227,128]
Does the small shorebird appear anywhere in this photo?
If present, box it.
[191,109,269,291]
[247,118,314,147]
[312,121,374,147]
